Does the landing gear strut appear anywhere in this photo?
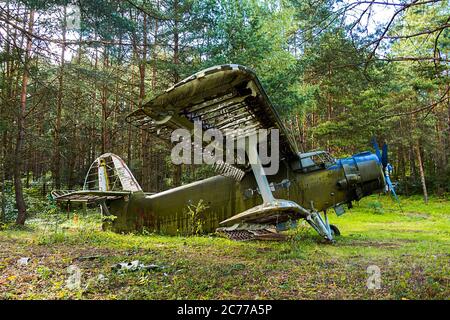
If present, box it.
[330,224,340,237]
[305,210,340,242]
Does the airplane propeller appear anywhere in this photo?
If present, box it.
[371,137,401,204]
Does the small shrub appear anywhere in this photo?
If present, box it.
[36,266,53,279]
[186,200,209,236]
[102,214,117,224]
[367,200,384,214]
[37,231,67,245]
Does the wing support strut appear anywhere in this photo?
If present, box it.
[244,134,275,204]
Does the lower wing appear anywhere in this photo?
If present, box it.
[51,190,131,203]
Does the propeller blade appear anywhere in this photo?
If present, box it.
[381,143,388,167]
[372,138,403,211]
[385,174,400,202]
[371,137,382,163]
[385,165,404,212]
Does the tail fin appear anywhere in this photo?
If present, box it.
[83,153,142,192]
[52,153,139,203]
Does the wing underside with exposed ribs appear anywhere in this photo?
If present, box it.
[126,64,298,180]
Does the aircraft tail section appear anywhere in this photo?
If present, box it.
[83,153,142,192]
[52,153,142,203]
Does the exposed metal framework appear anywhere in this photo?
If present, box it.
[50,153,141,203]
[126,64,298,181]
[50,190,129,203]
[83,153,142,192]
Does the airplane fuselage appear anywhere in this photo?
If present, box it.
[106,151,385,235]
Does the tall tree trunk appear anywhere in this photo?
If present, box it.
[15,10,34,225]
[90,44,99,164]
[139,13,149,190]
[1,141,5,222]
[151,1,159,92]
[172,0,182,187]
[101,50,109,154]
[1,136,5,221]
[53,6,66,189]
[127,48,136,164]
[151,2,160,190]
[1,0,11,221]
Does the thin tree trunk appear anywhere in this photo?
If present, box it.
[53,6,66,189]
[172,0,182,187]
[1,146,5,221]
[409,142,416,182]
[151,4,160,190]
[15,10,34,225]
[151,1,159,92]
[127,48,136,164]
[140,13,149,189]
[101,50,109,154]
[1,0,10,221]
[415,142,428,204]
[90,44,99,164]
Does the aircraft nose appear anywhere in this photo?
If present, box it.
[353,152,386,196]
[337,151,386,199]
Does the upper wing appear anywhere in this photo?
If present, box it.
[126,64,298,164]
[51,190,131,203]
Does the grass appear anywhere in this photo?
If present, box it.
[0,195,449,300]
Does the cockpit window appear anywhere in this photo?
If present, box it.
[296,151,335,173]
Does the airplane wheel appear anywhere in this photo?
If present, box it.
[330,224,340,237]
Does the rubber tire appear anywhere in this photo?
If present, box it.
[330,224,340,237]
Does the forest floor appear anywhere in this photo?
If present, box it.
[0,195,449,300]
